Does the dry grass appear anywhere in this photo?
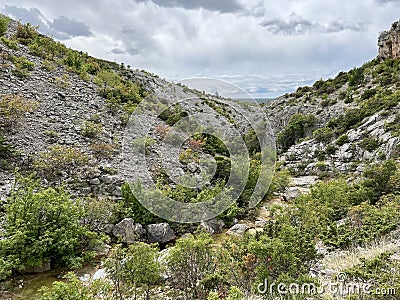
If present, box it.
[321,237,398,273]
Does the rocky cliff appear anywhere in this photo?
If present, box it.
[378,20,400,59]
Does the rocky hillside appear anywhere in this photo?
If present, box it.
[0,16,271,207]
[264,21,400,178]
[379,20,400,59]
[0,15,399,300]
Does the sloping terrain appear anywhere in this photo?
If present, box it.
[0,15,399,300]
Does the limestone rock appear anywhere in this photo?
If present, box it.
[147,223,176,244]
[226,224,250,236]
[291,176,317,187]
[112,218,140,244]
[201,218,225,234]
[378,20,400,59]
[283,187,301,201]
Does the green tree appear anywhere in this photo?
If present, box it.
[104,243,162,300]
[0,16,9,36]
[0,174,99,279]
[362,160,398,204]
[277,114,317,151]
[167,232,217,300]
[38,272,111,300]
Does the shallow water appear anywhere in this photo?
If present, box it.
[1,265,99,300]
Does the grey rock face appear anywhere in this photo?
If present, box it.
[283,187,301,201]
[147,223,176,244]
[112,218,139,244]
[226,224,250,236]
[378,20,400,59]
[201,218,225,234]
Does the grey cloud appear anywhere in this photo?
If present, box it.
[261,14,318,35]
[2,5,92,40]
[261,14,365,35]
[2,6,48,30]
[126,48,140,56]
[121,27,137,36]
[50,16,92,38]
[136,0,244,13]
[110,48,125,55]
[325,21,365,33]
[239,1,267,18]
[374,0,400,3]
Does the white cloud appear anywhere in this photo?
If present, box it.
[0,0,399,97]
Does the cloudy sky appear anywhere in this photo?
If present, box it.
[1,0,399,98]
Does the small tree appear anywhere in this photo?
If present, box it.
[167,232,217,300]
[0,94,38,127]
[0,16,9,36]
[94,70,120,93]
[0,174,98,278]
[38,272,111,300]
[104,243,162,300]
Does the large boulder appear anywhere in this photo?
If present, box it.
[226,224,250,236]
[201,218,225,234]
[283,187,301,201]
[147,223,176,244]
[112,218,143,244]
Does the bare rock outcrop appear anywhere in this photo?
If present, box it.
[378,20,400,59]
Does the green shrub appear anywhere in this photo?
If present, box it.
[28,36,68,60]
[159,103,188,126]
[313,127,334,143]
[277,113,317,151]
[336,134,349,146]
[120,183,162,225]
[325,144,337,155]
[0,94,39,127]
[344,252,400,300]
[325,195,400,248]
[0,175,99,279]
[104,243,163,299]
[0,16,9,36]
[81,120,103,138]
[0,36,18,50]
[361,160,398,204]
[167,232,216,299]
[33,144,89,180]
[12,55,35,77]
[348,66,364,87]
[63,49,84,71]
[15,22,38,45]
[358,137,380,152]
[38,272,110,300]
[361,88,377,100]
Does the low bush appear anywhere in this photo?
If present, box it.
[0,174,100,279]
[335,134,349,146]
[358,137,380,152]
[277,113,317,151]
[0,37,18,50]
[0,94,39,127]
[33,144,89,180]
[81,120,103,138]
[15,22,38,45]
[12,55,35,77]
[0,16,9,36]
[313,127,334,143]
